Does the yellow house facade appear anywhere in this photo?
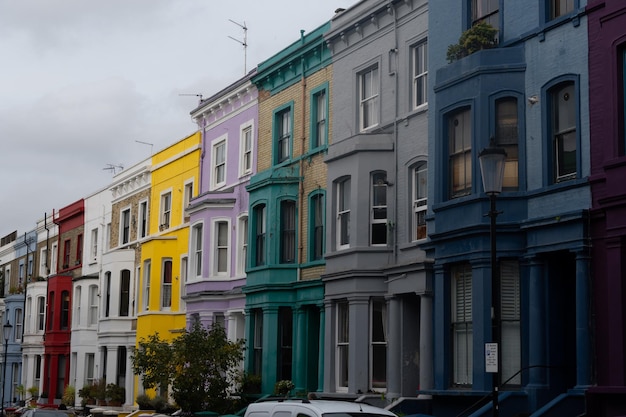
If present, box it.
[135,131,201,394]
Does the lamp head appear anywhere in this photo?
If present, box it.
[479,138,507,195]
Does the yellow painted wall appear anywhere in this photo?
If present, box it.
[134,131,201,397]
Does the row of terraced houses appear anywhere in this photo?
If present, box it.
[1,0,626,416]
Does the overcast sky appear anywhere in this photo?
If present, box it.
[0,0,357,237]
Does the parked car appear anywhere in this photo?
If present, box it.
[244,399,397,417]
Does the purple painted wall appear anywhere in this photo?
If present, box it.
[587,1,626,413]
[186,71,258,328]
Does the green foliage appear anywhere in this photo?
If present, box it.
[105,383,125,404]
[274,380,294,396]
[171,321,245,413]
[27,386,39,399]
[238,372,262,394]
[131,322,245,414]
[62,385,75,406]
[131,332,175,394]
[447,22,498,63]
[135,393,153,410]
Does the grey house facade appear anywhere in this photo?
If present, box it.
[323,0,431,401]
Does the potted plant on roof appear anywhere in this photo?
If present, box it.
[446,21,498,63]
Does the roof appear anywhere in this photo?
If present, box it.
[246,400,397,417]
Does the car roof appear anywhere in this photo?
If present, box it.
[246,400,397,416]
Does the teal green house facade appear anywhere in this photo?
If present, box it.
[243,22,332,396]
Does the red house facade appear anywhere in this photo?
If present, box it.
[43,200,84,403]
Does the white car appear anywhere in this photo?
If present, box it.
[244,399,397,417]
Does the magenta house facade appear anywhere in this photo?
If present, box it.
[185,70,258,343]
[587,1,626,415]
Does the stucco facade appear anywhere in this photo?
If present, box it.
[322,0,431,403]
[185,71,258,348]
[426,1,591,416]
[135,132,200,396]
[244,23,331,395]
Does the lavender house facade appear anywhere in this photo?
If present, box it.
[186,71,258,344]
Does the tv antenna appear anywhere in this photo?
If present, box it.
[228,19,248,75]
[135,140,154,155]
[103,163,124,175]
[179,93,203,105]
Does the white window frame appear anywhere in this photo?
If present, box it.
[51,242,58,275]
[336,301,349,392]
[337,178,351,250]
[370,172,388,246]
[412,41,428,110]
[370,299,387,391]
[359,65,380,132]
[239,122,254,177]
[212,219,231,277]
[143,260,151,311]
[120,206,131,245]
[37,296,45,331]
[161,258,173,310]
[39,247,47,277]
[276,107,292,163]
[211,136,228,189]
[452,264,473,386]
[90,228,98,261]
[236,214,248,277]
[138,199,149,238]
[183,180,194,223]
[413,163,428,241]
[88,285,98,326]
[191,222,203,279]
[74,287,81,327]
[160,190,172,231]
[15,308,23,341]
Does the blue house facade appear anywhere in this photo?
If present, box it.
[425,1,591,416]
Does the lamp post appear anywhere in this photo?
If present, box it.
[479,139,506,417]
[1,320,12,417]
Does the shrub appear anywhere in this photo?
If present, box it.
[62,385,75,407]
[447,22,498,63]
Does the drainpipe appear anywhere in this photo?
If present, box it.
[389,2,400,260]
[297,40,307,281]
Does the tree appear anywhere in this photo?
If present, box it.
[171,321,245,413]
[131,332,175,394]
[131,322,245,414]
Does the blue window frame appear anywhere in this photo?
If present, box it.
[252,203,267,267]
[308,191,326,262]
[545,78,579,184]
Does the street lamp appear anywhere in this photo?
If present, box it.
[479,138,506,417]
[1,320,12,417]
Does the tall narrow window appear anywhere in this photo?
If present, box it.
[371,300,387,389]
[312,88,327,148]
[213,139,227,188]
[63,239,71,268]
[76,234,83,264]
[215,221,229,275]
[240,125,253,176]
[452,264,473,386]
[413,163,428,240]
[311,194,325,261]
[160,192,172,230]
[472,0,499,28]
[412,41,428,109]
[359,66,379,131]
[26,297,32,333]
[183,182,193,222]
[280,201,296,263]
[139,200,148,238]
[90,228,98,260]
[495,98,519,190]
[119,269,130,317]
[117,346,127,388]
[104,271,111,317]
[161,259,172,309]
[449,108,472,198]
[278,308,293,381]
[121,209,131,244]
[48,291,55,330]
[237,216,248,276]
[337,301,349,389]
[37,296,45,331]
[15,308,23,340]
[192,223,203,278]
[337,179,351,249]
[550,0,574,20]
[88,285,98,325]
[551,82,577,182]
[60,292,69,330]
[85,353,95,386]
[253,309,263,376]
[254,205,266,266]
[371,172,388,245]
[276,108,292,163]
[74,288,81,327]
[143,260,151,311]
[501,260,521,385]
